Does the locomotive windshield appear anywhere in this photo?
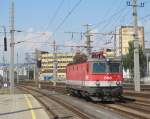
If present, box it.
[93,63,106,73]
[109,63,121,73]
[92,62,121,73]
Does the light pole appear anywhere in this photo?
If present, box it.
[127,0,144,91]
[35,49,40,86]
[17,52,19,84]
[9,0,15,94]
[9,0,23,93]
[53,40,58,81]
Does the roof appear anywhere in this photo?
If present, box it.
[88,56,121,62]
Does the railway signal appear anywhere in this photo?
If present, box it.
[4,37,7,51]
[0,26,7,51]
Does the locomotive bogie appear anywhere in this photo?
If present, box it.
[66,82,123,101]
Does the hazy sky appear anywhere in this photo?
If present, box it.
[0,0,150,63]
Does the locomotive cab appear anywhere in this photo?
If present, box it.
[90,59,123,101]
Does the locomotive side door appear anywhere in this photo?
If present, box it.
[82,64,86,88]
[82,63,89,88]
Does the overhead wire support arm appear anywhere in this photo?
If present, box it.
[65,31,83,40]
[127,1,144,7]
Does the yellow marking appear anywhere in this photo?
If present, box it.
[24,94,36,119]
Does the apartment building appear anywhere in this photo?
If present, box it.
[115,26,144,56]
[40,53,74,79]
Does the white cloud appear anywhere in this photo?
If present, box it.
[16,29,52,49]
[13,28,53,63]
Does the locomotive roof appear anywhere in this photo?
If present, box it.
[67,57,121,67]
[67,61,87,66]
[88,56,121,62]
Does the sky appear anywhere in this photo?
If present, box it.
[0,0,150,63]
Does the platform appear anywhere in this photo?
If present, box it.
[0,94,49,119]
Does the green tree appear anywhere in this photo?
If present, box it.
[122,41,146,78]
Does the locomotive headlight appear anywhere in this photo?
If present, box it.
[106,58,110,62]
[96,81,100,86]
[116,81,120,86]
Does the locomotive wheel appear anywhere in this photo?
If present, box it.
[84,93,91,101]
[85,96,91,101]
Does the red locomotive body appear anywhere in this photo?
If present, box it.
[66,55,123,101]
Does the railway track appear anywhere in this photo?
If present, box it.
[18,85,94,119]
[19,81,150,119]
[64,94,150,119]
[19,85,130,119]
[19,81,150,91]
[65,92,150,119]
[123,83,150,91]
[97,102,150,119]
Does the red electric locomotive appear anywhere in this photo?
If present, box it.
[66,52,123,101]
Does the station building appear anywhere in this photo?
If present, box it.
[40,52,74,79]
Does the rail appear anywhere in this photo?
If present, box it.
[18,85,93,119]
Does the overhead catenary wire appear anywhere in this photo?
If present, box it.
[44,0,65,31]
[92,0,123,27]
[65,5,128,46]
[22,41,114,49]
[45,0,128,49]
[44,0,82,46]
[89,7,129,47]
[111,8,131,28]
[53,0,82,34]
[96,0,126,31]
[93,0,144,48]
[87,6,128,47]
[126,2,150,24]
[138,13,150,22]
[96,7,129,44]
[17,1,150,53]
[91,6,127,32]
[143,0,150,4]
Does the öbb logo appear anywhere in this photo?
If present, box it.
[104,76,112,80]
